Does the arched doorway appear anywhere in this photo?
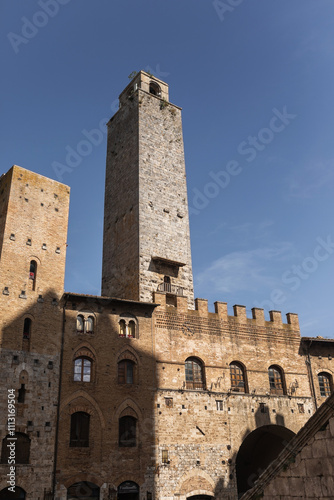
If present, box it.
[67,481,100,499]
[236,425,295,497]
[187,496,213,500]
[117,481,139,500]
[0,487,26,499]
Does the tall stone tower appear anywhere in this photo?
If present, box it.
[102,71,194,307]
[0,165,70,498]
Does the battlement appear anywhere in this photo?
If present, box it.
[153,292,300,331]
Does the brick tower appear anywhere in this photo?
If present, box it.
[102,71,194,307]
[0,165,70,497]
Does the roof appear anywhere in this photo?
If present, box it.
[63,292,158,308]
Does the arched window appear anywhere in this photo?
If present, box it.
[128,321,136,338]
[70,412,90,447]
[118,360,135,384]
[119,320,126,337]
[268,365,285,395]
[149,81,161,96]
[76,315,84,333]
[1,433,30,464]
[230,362,246,392]
[29,260,37,290]
[117,482,139,499]
[185,357,205,390]
[74,357,92,382]
[85,316,94,334]
[119,416,137,447]
[318,372,333,397]
[23,318,31,340]
[0,486,26,499]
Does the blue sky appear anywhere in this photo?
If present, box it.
[1,0,333,338]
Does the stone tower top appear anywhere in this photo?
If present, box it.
[0,165,70,297]
[119,70,169,107]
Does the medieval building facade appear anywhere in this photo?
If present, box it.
[0,71,333,500]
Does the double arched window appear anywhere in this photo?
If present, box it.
[268,365,286,395]
[119,314,137,338]
[230,362,247,393]
[318,372,333,397]
[185,357,205,390]
[76,314,95,334]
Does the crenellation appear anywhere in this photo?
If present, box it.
[269,310,283,325]
[233,304,247,323]
[195,298,209,315]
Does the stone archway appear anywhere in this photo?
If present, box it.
[117,481,139,500]
[187,496,214,500]
[0,487,26,499]
[236,424,295,497]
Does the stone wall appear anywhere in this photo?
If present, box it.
[241,393,334,500]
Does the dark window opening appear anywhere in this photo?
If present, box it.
[18,384,26,403]
[23,318,31,340]
[118,360,134,384]
[29,260,37,290]
[149,81,161,96]
[0,486,26,499]
[70,412,90,447]
[1,433,30,464]
[117,481,139,500]
[119,416,137,447]
[67,482,99,499]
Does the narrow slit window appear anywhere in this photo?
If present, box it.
[29,260,37,290]
[23,318,31,340]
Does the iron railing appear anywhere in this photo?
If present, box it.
[157,282,184,296]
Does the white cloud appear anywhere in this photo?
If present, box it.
[196,242,296,294]
[285,160,334,199]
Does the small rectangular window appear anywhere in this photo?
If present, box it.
[162,450,169,464]
[216,400,223,411]
[298,404,304,414]
[260,403,267,413]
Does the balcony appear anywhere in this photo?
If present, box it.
[157,282,184,296]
